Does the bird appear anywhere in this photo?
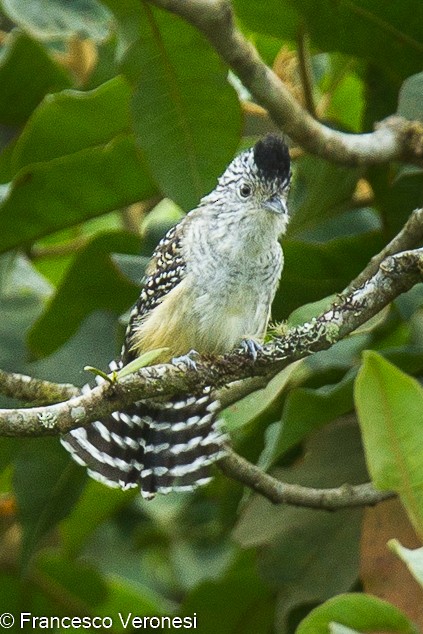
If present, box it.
[61,134,291,499]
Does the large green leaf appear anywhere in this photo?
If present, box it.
[2,0,113,41]
[1,233,123,384]
[274,231,384,318]
[273,368,355,459]
[13,439,87,568]
[12,76,132,171]
[233,421,367,627]
[233,0,300,41]
[180,552,275,634]
[368,164,423,238]
[290,0,423,80]
[0,255,47,373]
[355,351,423,537]
[0,136,156,253]
[234,0,422,79]
[0,30,71,125]
[103,0,242,210]
[296,593,418,634]
[325,69,365,133]
[288,156,360,237]
[34,552,171,628]
[222,361,306,433]
[60,480,137,557]
[28,232,140,358]
[0,573,22,616]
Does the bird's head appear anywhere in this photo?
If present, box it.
[201,135,291,232]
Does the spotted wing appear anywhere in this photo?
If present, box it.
[122,223,186,364]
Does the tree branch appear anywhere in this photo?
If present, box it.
[219,448,394,510]
[146,0,423,166]
[345,207,423,292]
[1,227,423,509]
[0,370,393,509]
[297,25,316,118]
[1,246,423,437]
[0,369,78,405]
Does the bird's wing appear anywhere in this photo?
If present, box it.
[121,222,186,363]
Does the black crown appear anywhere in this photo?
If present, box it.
[253,134,290,182]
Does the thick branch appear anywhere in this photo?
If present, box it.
[0,247,422,436]
[219,449,394,510]
[146,0,423,166]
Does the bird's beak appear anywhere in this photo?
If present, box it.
[263,195,288,215]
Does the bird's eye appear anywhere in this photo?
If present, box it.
[239,183,252,198]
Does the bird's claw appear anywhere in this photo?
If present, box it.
[172,349,200,370]
[241,338,263,361]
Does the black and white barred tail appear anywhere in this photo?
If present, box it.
[60,363,227,499]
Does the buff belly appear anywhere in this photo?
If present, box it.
[130,275,271,361]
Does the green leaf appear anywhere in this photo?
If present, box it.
[273,368,355,459]
[233,0,300,40]
[291,0,423,79]
[0,572,21,614]
[325,71,365,133]
[222,361,307,433]
[60,480,137,557]
[289,156,361,237]
[234,421,367,549]
[355,351,423,537]
[96,574,173,629]
[0,135,16,184]
[104,0,242,210]
[181,552,275,634]
[0,136,156,253]
[233,421,367,626]
[296,593,418,634]
[36,550,108,607]
[27,232,140,358]
[32,310,124,387]
[12,76,133,172]
[0,255,47,376]
[111,253,149,286]
[398,72,423,123]
[0,30,71,125]
[2,0,113,41]
[368,164,423,238]
[117,349,170,378]
[13,439,87,568]
[274,232,384,319]
[389,539,423,589]
[84,365,116,384]
[287,294,337,326]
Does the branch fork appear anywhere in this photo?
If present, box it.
[0,209,422,510]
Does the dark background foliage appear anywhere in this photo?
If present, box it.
[0,0,422,632]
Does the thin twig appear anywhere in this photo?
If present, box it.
[29,236,89,260]
[297,25,316,118]
[218,449,394,510]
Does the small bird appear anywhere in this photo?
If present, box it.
[61,134,291,498]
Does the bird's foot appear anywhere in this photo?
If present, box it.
[172,349,200,370]
[240,338,263,361]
